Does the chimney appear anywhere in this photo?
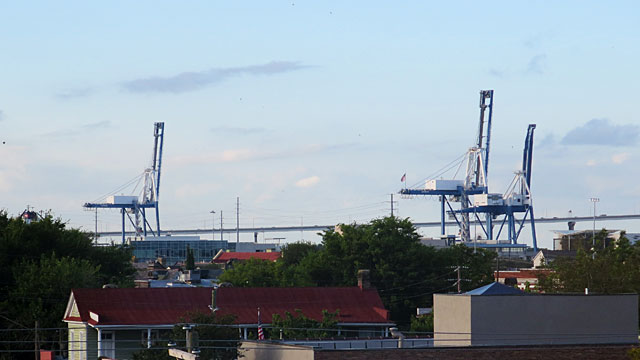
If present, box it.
[357,269,371,290]
[568,221,576,231]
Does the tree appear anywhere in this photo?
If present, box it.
[186,245,195,271]
[133,311,237,360]
[9,254,99,331]
[0,211,136,358]
[315,217,494,325]
[538,230,640,294]
[218,258,281,287]
[410,313,433,334]
[218,217,496,327]
[270,309,339,339]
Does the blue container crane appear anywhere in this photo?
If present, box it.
[400,90,494,242]
[453,124,538,251]
[83,122,165,244]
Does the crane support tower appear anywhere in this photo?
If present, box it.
[400,90,493,242]
[84,122,165,244]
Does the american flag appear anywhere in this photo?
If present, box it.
[257,307,264,340]
[400,173,406,182]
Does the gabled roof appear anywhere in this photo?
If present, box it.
[216,287,392,325]
[213,252,281,263]
[63,288,212,326]
[63,286,392,327]
[465,282,525,295]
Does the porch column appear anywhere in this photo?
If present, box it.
[97,328,102,357]
[147,328,152,349]
[243,327,248,340]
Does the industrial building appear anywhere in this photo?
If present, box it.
[433,282,638,347]
[128,236,229,263]
[129,235,281,264]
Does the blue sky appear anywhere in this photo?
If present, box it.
[1,1,639,248]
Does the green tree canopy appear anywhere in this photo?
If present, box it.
[132,310,238,360]
[270,309,339,339]
[0,210,136,357]
[219,217,496,327]
[185,245,195,270]
[539,230,640,294]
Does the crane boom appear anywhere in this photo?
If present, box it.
[152,122,165,235]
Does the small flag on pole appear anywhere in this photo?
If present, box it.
[257,307,264,340]
[400,173,406,183]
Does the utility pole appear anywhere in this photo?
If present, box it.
[390,193,394,217]
[236,197,240,243]
[220,211,223,241]
[34,321,39,360]
[94,208,98,244]
[210,210,216,241]
[449,265,468,293]
[590,197,599,259]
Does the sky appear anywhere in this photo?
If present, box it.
[1,1,639,249]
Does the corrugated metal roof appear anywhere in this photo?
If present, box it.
[64,286,392,326]
[213,252,281,263]
[217,287,392,325]
[64,288,212,325]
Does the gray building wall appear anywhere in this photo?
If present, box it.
[435,294,638,347]
[239,341,314,360]
[434,295,471,346]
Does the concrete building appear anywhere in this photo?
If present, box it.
[434,282,638,347]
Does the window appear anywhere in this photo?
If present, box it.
[69,328,86,360]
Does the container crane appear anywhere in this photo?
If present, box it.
[454,124,538,251]
[83,122,165,244]
[400,90,494,242]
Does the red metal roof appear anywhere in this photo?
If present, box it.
[64,286,391,327]
[216,287,391,325]
[213,252,281,263]
[495,269,551,279]
[64,288,212,325]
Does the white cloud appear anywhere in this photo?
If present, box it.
[122,61,309,94]
[561,119,639,147]
[221,149,257,162]
[167,143,355,167]
[611,153,630,164]
[586,159,597,167]
[295,176,320,188]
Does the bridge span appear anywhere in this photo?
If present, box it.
[96,213,640,238]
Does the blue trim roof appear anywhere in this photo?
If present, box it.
[465,282,525,295]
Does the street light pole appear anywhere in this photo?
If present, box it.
[590,197,600,258]
[210,211,216,241]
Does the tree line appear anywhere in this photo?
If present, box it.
[0,211,135,359]
[219,216,496,327]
